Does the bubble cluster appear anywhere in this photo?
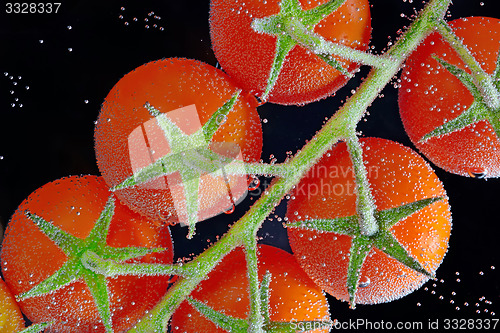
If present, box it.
[118,7,165,31]
[3,72,29,108]
[419,267,497,316]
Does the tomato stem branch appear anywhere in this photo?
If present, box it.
[243,236,266,333]
[80,250,192,278]
[224,162,290,178]
[128,0,452,331]
[284,16,393,70]
[344,134,378,236]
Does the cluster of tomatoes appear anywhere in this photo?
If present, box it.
[1,0,499,332]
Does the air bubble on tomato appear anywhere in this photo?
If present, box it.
[286,137,452,306]
[1,175,174,333]
[171,244,330,332]
[399,16,500,178]
[94,58,263,233]
[209,0,371,105]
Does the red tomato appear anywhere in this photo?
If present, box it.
[399,17,500,178]
[209,0,371,105]
[171,244,330,332]
[0,278,25,332]
[1,175,174,332]
[94,58,263,226]
[286,138,452,305]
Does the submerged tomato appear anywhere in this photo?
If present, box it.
[95,58,263,227]
[399,17,500,178]
[1,175,174,332]
[0,278,25,332]
[287,138,452,305]
[171,245,330,332]
[210,0,371,105]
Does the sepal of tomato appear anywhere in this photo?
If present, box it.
[18,322,53,333]
[286,138,452,307]
[399,17,500,178]
[250,0,352,102]
[95,58,263,234]
[110,91,244,238]
[420,53,500,143]
[288,196,441,307]
[209,0,371,105]
[1,176,174,333]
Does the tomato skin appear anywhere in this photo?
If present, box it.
[399,17,500,178]
[286,138,451,304]
[1,175,174,333]
[209,0,371,105]
[170,244,330,332]
[94,58,263,224]
[0,278,25,332]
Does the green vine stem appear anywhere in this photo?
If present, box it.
[129,0,452,331]
[80,250,192,278]
[224,161,291,178]
[283,16,393,69]
[344,134,378,236]
[436,19,500,110]
[243,237,266,333]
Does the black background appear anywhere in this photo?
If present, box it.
[0,0,499,330]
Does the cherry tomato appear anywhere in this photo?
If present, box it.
[286,137,451,305]
[94,58,263,226]
[399,17,500,178]
[209,0,371,105]
[171,244,330,332]
[1,175,174,332]
[0,278,25,332]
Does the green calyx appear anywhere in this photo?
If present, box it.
[19,197,168,333]
[287,196,443,309]
[112,91,245,239]
[251,0,351,101]
[421,35,500,143]
[18,322,53,333]
[186,272,332,333]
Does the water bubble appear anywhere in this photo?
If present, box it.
[248,176,260,191]
[224,204,235,214]
[467,167,487,178]
[358,276,370,288]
